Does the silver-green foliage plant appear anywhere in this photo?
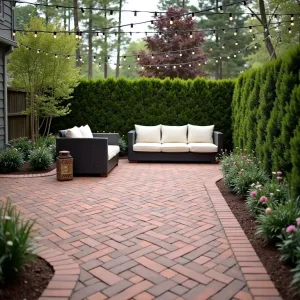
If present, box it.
[0,199,35,283]
[9,138,33,161]
[29,147,53,170]
[0,148,24,174]
[8,16,80,139]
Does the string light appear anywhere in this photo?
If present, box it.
[12,30,16,36]
[251,13,255,20]
[37,49,40,53]
[189,31,193,38]
[189,63,191,67]
[137,55,140,61]
[110,10,113,15]
[291,14,294,21]
[229,13,233,21]
[55,54,58,58]
[34,31,37,38]
[131,24,133,28]
[192,50,195,55]
[175,31,178,36]
[67,55,70,59]
[235,40,238,45]
[191,12,195,20]
[179,52,182,57]
[170,17,174,25]
[173,65,176,69]
[128,65,131,69]
[53,32,57,38]
[252,34,256,40]
[213,30,216,36]
[151,53,154,59]
[80,7,84,14]
[288,27,292,33]
[222,44,225,49]
[249,26,252,33]
[134,11,137,16]
[222,29,226,34]
[219,6,223,13]
[234,29,238,36]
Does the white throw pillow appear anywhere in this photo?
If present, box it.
[65,126,83,138]
[135,124,161,143]
[188,124,214,143]
[161,125,187,143]
[80,125,93,138]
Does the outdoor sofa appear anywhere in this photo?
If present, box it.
[128,124,223,163]
[56,125,119,176]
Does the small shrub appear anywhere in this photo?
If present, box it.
[28,147,53,170]
[246,174,289,217]
[256,198,300,242]
[0,199,35,283]
[9,138,33,161]
[291,260,300,295]
[119,136,127,156]
[0,148,24,174]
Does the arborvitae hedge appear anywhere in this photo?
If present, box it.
[232,45,300,194]
[52,78,235,149]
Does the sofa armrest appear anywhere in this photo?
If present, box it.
[213,131,223,152]
[93,133,119,145]
[128,130,136,147]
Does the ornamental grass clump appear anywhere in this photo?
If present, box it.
[28,147,53,170]
[0,148,24,174]
[246,172,289,216]
[0,199,35,283]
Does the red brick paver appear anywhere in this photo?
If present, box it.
[0,161,281,299]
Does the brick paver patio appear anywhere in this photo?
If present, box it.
[0,160,280,300]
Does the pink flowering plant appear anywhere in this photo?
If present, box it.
[219,148,268,196]
[0,199,35,283]
[246,174,289,216]
[256,197,300,243]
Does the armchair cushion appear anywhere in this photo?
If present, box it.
[135,125,161,143]
[161,125,187,143]
[108,145,120,160]
[188,124,214,143]
[80,125,93,138]
[65,126,82,138]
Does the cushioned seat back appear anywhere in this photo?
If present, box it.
[161,125,188,143]
[59,130,68,137]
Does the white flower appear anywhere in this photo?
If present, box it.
[5,231,10,236]
[276,189,280,192]
[4,216,11,220]
[272,172,276,175]
[270,193,274,197]
[7,241,13,246]
[251,183,255,187]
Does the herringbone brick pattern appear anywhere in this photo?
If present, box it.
[0,161,278,299]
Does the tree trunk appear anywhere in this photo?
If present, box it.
[182,0,185,8]
[45,0,49,24]
[30,93,34,140]
[63,8,67,29]
[88,5,93,78]
[259,0,277,59]
[73,0,81,68]
[116,0,122,78]
[104,3,108,78]
[214,0,221,79]
[68,8,71,31]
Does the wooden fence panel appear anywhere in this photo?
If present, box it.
[7,88,30,141]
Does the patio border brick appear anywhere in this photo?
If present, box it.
[0,168,56,178]
[205,174,282,300]
[32,245,79,300]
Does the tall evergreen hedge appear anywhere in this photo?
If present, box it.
[52,78,235,149]
[232,45,300,194]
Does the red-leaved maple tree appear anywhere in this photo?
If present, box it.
[136,8,207,79]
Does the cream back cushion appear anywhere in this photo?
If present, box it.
[65,126,83,138]
[188,124,214,143]
[135,125,161,143]
[80,124,93,138]
[161,125,188,143]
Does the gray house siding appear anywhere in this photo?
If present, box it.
[0,0,15,148]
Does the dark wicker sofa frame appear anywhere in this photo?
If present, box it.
[128,130,223,163]
[56,132,119,176]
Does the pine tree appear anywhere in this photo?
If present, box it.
[194,0,252,79]
[157,0,190,10]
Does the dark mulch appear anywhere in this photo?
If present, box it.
[9,162,56,175]
[0,257,54,300]
[216,179,299,300]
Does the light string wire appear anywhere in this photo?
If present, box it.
[8,0,299,32]
[16,23,285,66]
[7,0,300,17]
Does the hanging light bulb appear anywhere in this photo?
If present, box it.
[79,32,83,39]
[222,29,226,34]
[170,17,174,25]
[128,65,131,70]
[190,31,193,38]
[99,62,102,67]
[157,66,160,69]
[12,30,16,37]
[123,56,127,61]
[235,40,238,45]
[179,64,182,68]
[166,53,169,58]
[219,6,223,13]
[131,24,133,28]
[222,44,225,49]
[37,49,40,54]
[291,20,294,26]
[251,13,255,20]
[234,29,238,36]
[288,27,292,33]
[191,12,195,20]
[291,14,294,21]
[227,56,230,59]
[142,66,145,70]
[254,44,258,49]
[210,47,213,52]
[93,56,96,62]
[204,61,207,65]
[137,55,140,61]
[216,59,218,63]
[67,55,70,59]
[249,26,252,33]
[229,13,233,21]
[179,52,182,57]
[198,63,201,66]
[173,65,176,69]
[213,30,216,36]
[53,32,57,38]
[151,53,154,59]
[80,7,85,14]
[134,11,137,16]
[159,31,162,37]
[164,65,167,68]
[34,31,38,38]
[189,63,191,67]
[192,50,195,55]
[55,54,58,58]
[252,34,256,40]
[175,31,178,36]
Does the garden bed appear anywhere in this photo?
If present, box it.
[8,162,56,175]
[1,256,54,300]
[216,179,297,300]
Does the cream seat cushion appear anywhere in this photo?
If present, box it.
[161,143,189,153]
[189,143,218,153]
[135,125,161,143]
[108,145,120,160]
[65,126,82,138]
[80,124,93,138]
[161,125,187,143]
[188,124,214,143]
[133,143,161,152]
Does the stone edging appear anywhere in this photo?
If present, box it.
[32,245,80,300]
[0,169,56,178]
[205,174,282,300]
